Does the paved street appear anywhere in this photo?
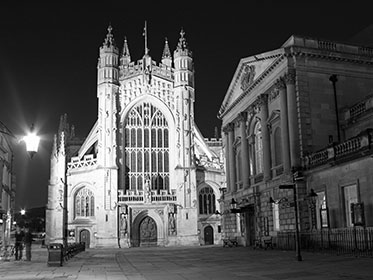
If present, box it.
[1,244,373,279]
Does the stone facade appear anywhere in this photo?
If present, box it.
[46,26,225,248]
[218,35,373,246]
[0,123,15,251]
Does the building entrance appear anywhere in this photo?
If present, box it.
[80,229,90,248]
[204,225,214,245]
[139,216,157,246]
[244,205,255,246]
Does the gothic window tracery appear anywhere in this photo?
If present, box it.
[124,102,170,192]
[75,188,94,218]
[198,186,216,215]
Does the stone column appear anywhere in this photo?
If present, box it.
[227,123,236,192]
[223,128,231,192]
[257,94,271,181]
[275,78,291,174]
[285,70,300,168]
[238,112,250,188]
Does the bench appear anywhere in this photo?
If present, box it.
[253,236,273,250]
[262,236,273,250]
[223,237,238,247]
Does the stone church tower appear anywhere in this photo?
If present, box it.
[46,25,225,248]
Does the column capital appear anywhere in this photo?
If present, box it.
[237,111,248,123]
[254,94,268,111]
[223,122,235,133]
[284,69,296,85]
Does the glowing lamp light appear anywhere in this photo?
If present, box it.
[22,124,40,158]
[20,209,26,215]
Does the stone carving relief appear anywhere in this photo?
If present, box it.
[240,65,256,91]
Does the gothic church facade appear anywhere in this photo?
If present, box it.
[46,26,225,248]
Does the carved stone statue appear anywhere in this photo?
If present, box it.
[144,176,152,203]
[120,213,127,234]
[168,213,176,235]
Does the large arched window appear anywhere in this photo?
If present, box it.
[124,102,170,192]
[254,122,263,174]
[199,186,216,215]
[75,188,94,217]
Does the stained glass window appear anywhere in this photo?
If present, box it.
[75,188,94,217]
[124,103,170,192]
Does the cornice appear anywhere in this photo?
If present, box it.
[218,53,285,119]
[285,48,373,65]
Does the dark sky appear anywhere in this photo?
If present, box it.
[0,1,370,210]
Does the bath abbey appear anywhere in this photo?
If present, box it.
[45,25,225,248]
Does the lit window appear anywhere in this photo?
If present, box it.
[124,102,170,192]
[254,122,263,174]
[274,127,282,166]
[75,188,94,217]
[273,203,280,231]
[343,184,358,227]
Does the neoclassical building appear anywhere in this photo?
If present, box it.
[46,26,225,248]
[218,35,373,247]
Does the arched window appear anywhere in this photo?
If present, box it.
[198,186,216,215]
[124,102,170,192]
[75,188,94,218]
[254,122,263,174]
[274,127,282,166]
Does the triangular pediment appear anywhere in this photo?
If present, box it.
[219,48,284,118]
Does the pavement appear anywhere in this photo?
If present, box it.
[1,244,373,279]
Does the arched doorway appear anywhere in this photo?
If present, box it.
[80,229,90,248]
[204,225,214,245]
[139,216,157,247]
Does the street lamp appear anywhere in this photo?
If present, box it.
[0,121,40,158]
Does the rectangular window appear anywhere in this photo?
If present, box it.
[273,203,280,231]
[343,184,358,227]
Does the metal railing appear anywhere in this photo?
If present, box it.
[274,227,373,257]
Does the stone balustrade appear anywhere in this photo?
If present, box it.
[303,129,373,169]
[343,94,373,121]
[118,189,176,203]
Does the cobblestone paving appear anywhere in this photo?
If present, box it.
[1,245,373,279]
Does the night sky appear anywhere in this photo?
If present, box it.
[0,1,370,210]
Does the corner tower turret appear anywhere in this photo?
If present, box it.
[173,29,194,88]
[97,24,119,167]
[173,29,196,211]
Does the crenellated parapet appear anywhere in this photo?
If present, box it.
[120,59,174,81]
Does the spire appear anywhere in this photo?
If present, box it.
[103,24,116,48]
[122,37,130,57]
[162,37,172,59]
[120,37,131,66]
[143,21,149,56]
[176,29,188,51]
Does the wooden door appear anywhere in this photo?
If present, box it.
[204,225,214,245]
[80,229,90,248]
[139,217,157,246]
